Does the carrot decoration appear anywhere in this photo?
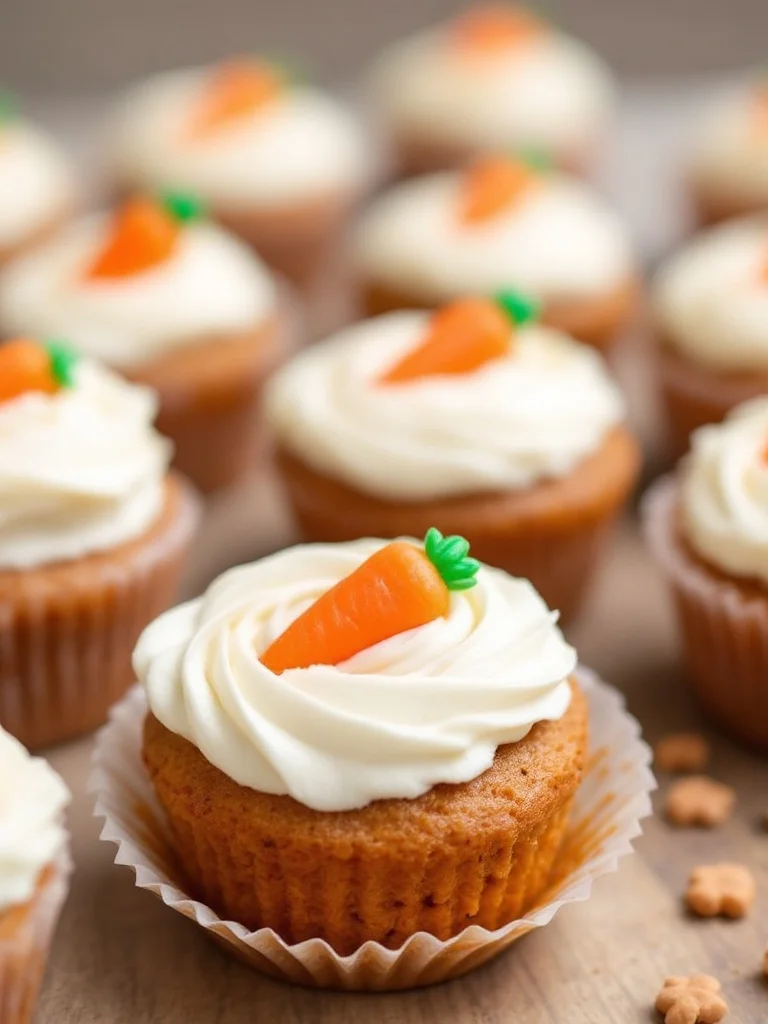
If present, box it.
[380,290,539,384]
[450,5,543,55]
[0,338,78,405]
[260,529,480,674]
[185,59,284,140]
[84,191,203,281]
[0,90,16,125]
[458,155,541,225]
[751,81,768,136]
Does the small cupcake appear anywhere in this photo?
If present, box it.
[108,58,371,286]
[689,74,768,224]
[368,4,615,177]
[0,725,70,1024]
[266,295,640,620]
[643,397,768,751]
[352,154,638,351]
[136,533,587,954]
[0,192,286,493]
[0,340,198,748]
[652,216,768,459]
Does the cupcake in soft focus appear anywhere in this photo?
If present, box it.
[0,340,198,748]
[0,192,288,493]
[689,73,768,224]
[107,57,371,287]
[0,725,70,1023]
[643,397,768,751]
[266,294,640,621]
[352,154,638,351]
[368,4,616,178]
[0,95,75,265]
[136,533,587,955]
[652,215,768,460]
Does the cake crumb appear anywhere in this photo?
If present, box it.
[665,776,735,828]
[685,864,755,918]
[655,974,728,1023]
[654,733,710,773]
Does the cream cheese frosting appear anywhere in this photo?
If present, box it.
[690,81,768,204]
[681,397,768,585]
[369,24,615,156]
[0,358,171,570]
[654,216,768,372]
[136,538,576,811]
[0,725,69,913]
[110,70,370,208]
[266,312,626,500]
[0,119,74,249]
[353,170,634,302]
[0,215,276,369]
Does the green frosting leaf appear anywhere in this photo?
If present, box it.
[514,146,553,173]
[160,190,206,224]
[423,527,480,591]
[0,90,17,124]
[494,289,540,327]
[44,339,79,388]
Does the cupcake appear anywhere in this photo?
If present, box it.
[0,339,198,748]
[0,96,75,266]
[368,4,615,178]
[0,725,70,1024]
[135,533,587,953]
[266,294,641,620]
[352,154,638,351]
[652,216,768,460]
[643,397,768,751]
[108,58,370,286]
[0,192,286,493]
[689,74,768,224]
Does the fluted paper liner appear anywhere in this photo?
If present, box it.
[90,668,654,991]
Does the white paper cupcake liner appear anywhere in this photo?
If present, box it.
[90,667,654,991]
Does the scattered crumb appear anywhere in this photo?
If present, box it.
[685,864,756,918]
[665,776,735,828]
[654,733,711,773]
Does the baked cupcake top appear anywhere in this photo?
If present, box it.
[681,397,768,584]
[654,216,768,372]
[266,296,626,501]
[135,532,576,811]
[369,5,615,159]
[353,155,634,302]
[0,339,171,570]
[0,724,69,913]
[0,100,74,250]
[0,192,277,369]
[110,58,370,208]
[690,75,768,204]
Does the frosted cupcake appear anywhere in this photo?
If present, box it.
[353,154,638,351]
[0,96,75,265]
[643,397,768,750]
[0,725,70,1024]
[108,58,370,286]
[137,533,587,953]
[266,294,641,620]
[0,193,285,492]
[652,216,768,459]
[0,340,198,748]
[368,4,615,177]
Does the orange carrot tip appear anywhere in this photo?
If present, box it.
[159,189,206,224]
[424,527,480,591]
[494,289,540,327]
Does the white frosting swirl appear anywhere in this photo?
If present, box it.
[266,312,625,500]
[353,170,634,302]
[0,359,171,569]
[0,725,69,913]
[0,215,276,369]
[369,24,615,156]
[691,80,768,205]
[110,70,370,208]
[654,216,768,372]
[0,120,74,249]
[136,539,575,811]
[682,396,768,584]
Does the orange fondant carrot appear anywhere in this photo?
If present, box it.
[185,59,283,140]
[458,155,538,224]
[84,198,180,279]
[451,5,542,54]
[751,82,768,136]
[260,529,480,674]
[0,338,78,404]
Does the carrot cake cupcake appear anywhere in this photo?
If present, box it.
[0,95,75,265]
[266,294,640,620]
[652,215,768,459]
[108,58,371,286]
[136,531,587,952]
[643,397,768,750]
[368,4,616,177]
[0,192,285,493]
[0,339,198,748]
[352,154,638,351]
[0,724,70,1023]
